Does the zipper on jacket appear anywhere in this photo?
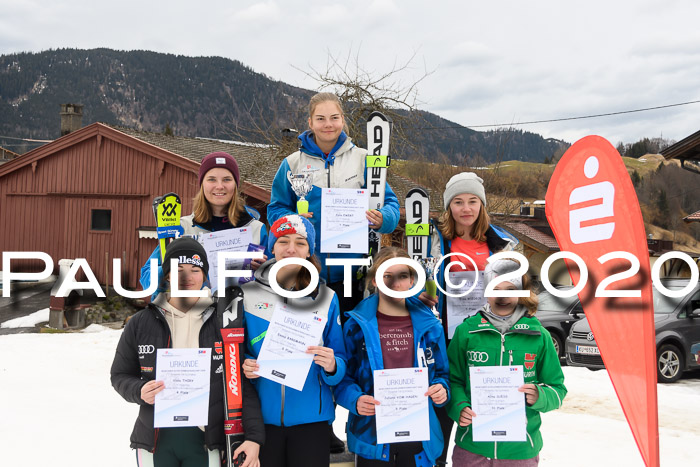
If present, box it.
[326,167,331,187]
[500,334,505,365]
[281,385,286,427]
[318,373,323,414]
[527,432,534,448]
[509,349,513,365]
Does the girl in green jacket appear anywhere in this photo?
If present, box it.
[446,259,567,466]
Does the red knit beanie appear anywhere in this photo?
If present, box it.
[198,152,240,187]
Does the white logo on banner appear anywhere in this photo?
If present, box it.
[569,156,615,244]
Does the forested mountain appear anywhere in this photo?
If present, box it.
[0,48,567,161]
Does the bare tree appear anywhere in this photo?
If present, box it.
[295,47,433,155]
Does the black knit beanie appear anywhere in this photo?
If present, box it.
[162,237,209,278]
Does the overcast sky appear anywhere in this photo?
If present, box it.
[2,0,699,146]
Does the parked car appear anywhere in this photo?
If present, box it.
[536,286,586,359]
[565,279,700,383]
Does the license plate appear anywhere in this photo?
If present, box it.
[576,345,600,355]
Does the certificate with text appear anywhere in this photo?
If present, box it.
[154,348,211,428]
[469,365,526,442]
[320,188,369,253]
[201,228,254,292]
[374,367,430,444]
[445,270,486,339]
[255,303,326,391]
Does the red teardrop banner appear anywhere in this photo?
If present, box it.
[545,135,659,466]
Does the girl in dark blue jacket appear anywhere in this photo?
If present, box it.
[336,247,450,467]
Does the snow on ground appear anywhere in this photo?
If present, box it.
[1,329,698,466]
[0,308,49,328]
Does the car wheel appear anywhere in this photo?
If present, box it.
[657,344,684,383]
[550,332,564,360]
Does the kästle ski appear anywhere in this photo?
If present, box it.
[365,111,392,258]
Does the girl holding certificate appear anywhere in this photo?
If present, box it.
[446,259,567,466]
[240,215,347,467]
[267,92,401,314]
[336,247,450,467]
[140,151,269,297]
[418,171,515,465]
[111,237,264,467]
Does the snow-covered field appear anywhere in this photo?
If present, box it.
[0,328,698,466]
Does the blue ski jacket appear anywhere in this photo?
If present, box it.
[267,131,400,284]
[241,259,347,427]
[335,294,450,466]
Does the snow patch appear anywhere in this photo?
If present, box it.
[1,308,49,328]
[81,323,110,333]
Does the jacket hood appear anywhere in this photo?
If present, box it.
[298,130,351,163]
[348,293,441,333]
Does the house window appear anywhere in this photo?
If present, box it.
[91,209,112,232]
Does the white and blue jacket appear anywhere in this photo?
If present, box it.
[335,294,450,467]
[267,131,400,284]
[241,259,347,427]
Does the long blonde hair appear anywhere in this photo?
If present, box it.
[308,92,350,134]
[192,185,245,226]
[519,272,539,316]
[438,199,490,242]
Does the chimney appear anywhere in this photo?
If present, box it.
[60,104,84,136]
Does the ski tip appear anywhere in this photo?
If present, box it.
[367,111,391,123]
[406,187,429,197]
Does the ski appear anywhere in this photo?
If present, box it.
[366,111,392,258]
[405,188,430,260]
[405,187,439,309]
[152,192,183,261]
[218,285,248,467]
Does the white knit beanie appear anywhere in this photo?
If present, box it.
[443,172,486,208]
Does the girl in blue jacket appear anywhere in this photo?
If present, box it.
[267,92,400,313]
[336,247,450,467]
[240,215,347,467]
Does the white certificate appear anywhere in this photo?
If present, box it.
[374,367,430,444]
[445,270,486,339]
[154,348,212,428]
[469,365,526,442]
[320,188,369,253]
[201,228,254,292]
[255,303,327,391]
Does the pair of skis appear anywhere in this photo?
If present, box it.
[365,112,431,262]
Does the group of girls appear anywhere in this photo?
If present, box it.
[111,92,566,467]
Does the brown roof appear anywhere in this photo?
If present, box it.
[110,125,437,210]
[111,125,280,196]
[504,221,560,252]
[661,128,700,161]
[684,209,700,223]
